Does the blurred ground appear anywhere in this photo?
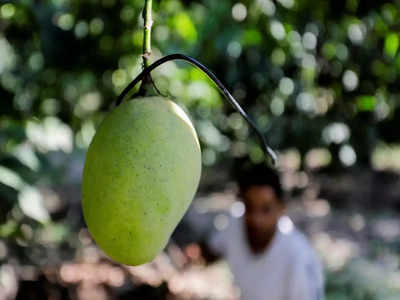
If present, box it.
[1,150,400,300]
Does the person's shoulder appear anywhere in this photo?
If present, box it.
[276,217,316,262]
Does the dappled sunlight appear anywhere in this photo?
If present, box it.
[313,233,359,271]
[372,218,400,242]
[167,100,200,150]
[303,198,330,217]
[60,263,125,287]
[26,118,73,153]
[372,144,400,172]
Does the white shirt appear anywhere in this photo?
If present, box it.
[209,216,324,300]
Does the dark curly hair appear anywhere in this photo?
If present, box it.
[232,159,284,203]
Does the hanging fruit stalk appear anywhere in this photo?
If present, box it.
[115,53,277,165]
[136,0,154,96]
[142,0,152,68]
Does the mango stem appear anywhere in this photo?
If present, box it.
[142,0,152,68]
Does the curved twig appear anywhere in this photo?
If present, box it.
[115,53,277,166]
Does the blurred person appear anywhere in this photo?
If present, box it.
[198,162,324,300]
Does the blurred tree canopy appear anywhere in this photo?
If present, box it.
[1,0,400,271]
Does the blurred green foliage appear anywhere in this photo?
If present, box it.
[2,0,400,298]
[3,0,400,170]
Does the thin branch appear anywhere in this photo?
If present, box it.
[142,0,153,68]
[115,54,278,166]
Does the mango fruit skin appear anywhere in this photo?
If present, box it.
[82,97,201,266]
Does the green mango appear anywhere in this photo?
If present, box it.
[82,97,202,265]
